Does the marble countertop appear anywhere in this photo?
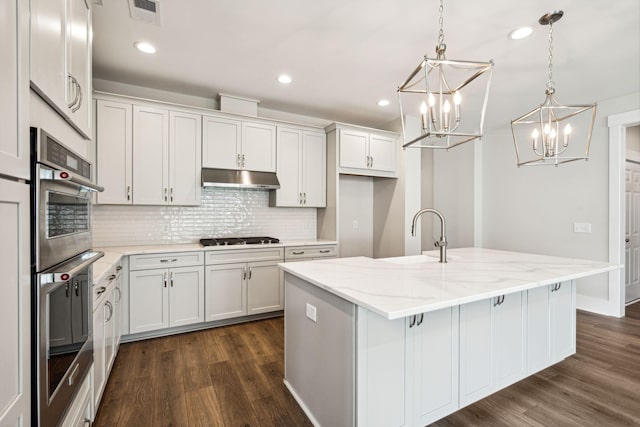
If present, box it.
[279,247,621,320]
[92,239,338,283]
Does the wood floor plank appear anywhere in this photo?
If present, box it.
[208,360,260,426]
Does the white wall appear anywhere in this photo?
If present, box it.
[339,175,374,257]
[481,92,640,310]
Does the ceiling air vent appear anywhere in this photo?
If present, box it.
[128,0,161,25]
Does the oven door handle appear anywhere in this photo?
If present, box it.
[40,251,105,287]
[40,168,105,193]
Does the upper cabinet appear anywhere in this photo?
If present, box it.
[30,0,92,138]
[270,126,326,207]
[202,115,276,172]
[95,96,201,206]
[0,0,29,180]
[326,123,398,178]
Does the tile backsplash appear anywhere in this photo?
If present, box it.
[93,188,317,247]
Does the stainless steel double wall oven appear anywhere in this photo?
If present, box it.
[31,128,104,427]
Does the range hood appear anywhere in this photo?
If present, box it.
[201,168,280,189]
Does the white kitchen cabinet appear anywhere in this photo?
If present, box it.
[0,178,30,427]
[284,244,338,261]
[129,266,205,333]
[271,127,326,207]
[356,306,458,427]
[527,281,576,374]
[30,0,92,137]
[93,288,107,410]
[129,252,205,334]
[202,115,276,172]
[337,127,397,176]
[205,248,284,321]
[96,100,133,205]
[0,0,29,180]
[96,97,201,206]
[459,292,526,407]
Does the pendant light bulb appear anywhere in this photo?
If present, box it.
[564,124,572,135]
[454,92,461,105]
[428,93,436,107]
[420,101,428,115]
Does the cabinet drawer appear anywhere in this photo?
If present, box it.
[205,248,284,265]
[285,245,337,261]
[129,251,204,270]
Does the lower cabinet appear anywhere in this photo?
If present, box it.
[459,292,526,407]
[205,248,284,321]
[129,265,205,334]
[61,367,92,427]
[527,281,576,373]
[356,306,459,427]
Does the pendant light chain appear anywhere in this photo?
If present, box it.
[438,0,445,46]
[546,21,555,94]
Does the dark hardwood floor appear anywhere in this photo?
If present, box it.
[94,303,640,427]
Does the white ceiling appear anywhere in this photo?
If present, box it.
[92,0,640,130]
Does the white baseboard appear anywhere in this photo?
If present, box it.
[283,379,322,427]
[576,294,624,318]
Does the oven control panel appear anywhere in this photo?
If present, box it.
[45,137,91,179]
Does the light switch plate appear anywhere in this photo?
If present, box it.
[574,222,592,233]
[306,303,317,322]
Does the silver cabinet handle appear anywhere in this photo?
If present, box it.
[107,274,116,282]
[96,286,106,295]
[370,156,373,168]
[163,272,168,288]
[127,185,131,201]
[170,187,174,202]
[160,258,178,263]
[319,250,331,254]
[170,271,174,287]
[115,286,122,303]
[237,154,241,167]
[551,283,562,292]
[242,154,246,168]
[248,267,252,280]
[493,295,505,306]
[416,313,424,326]
[164,188,168,202]
[242,266,247,280]
[292,251,304,255]
[105,300,114,322]
[409,315,416,328]
[67,75,80,109]
[115,265,122,272]
[74,279,80,297]
[71,79,83,113]
[299,192,303,205]
[303,192,307,205]
[65,283,70,298]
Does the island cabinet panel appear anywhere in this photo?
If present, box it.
[459,291,526,407]
[284,273,355,427]
[527,281,576,374]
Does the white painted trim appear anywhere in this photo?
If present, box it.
[474,139,483,246]
[577,293,617,317]
[608,109,640,317]
[284,379,322,427]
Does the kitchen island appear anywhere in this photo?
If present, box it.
[279,248,620,427]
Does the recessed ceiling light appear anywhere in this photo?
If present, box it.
[508,26,533,40]
[134,41,156,54]
[277,74,292,84]
[378,99,390,107]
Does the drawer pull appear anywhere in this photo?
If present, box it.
[115,265,122,272]
[292,251,305,255]
[96,286,106,295]
[160,258,178,263]
[107,274,116,281]
[319,250,331,254]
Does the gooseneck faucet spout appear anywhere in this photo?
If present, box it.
[411,208,448,263]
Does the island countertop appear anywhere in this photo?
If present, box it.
[278,247,621,320]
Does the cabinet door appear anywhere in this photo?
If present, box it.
[132,106,169,205]
[411,307,459,426]
[241,122,276,172]
[96,100,133,204]
[169,111,201,206]
[169,266,205,327]
[302,130,326,207]
[527,285,552,373]
[492,292,526,389]
[0,179,30,427]
[368,133,396,172]
[0,0,29,180]
[129,268,169,333]
[550,281,575,362]
[65,0,91,136]
[247,261,282,314]
[274,127,302,207]
[459,298,492,406]
[104,295,116,379]
[113,276,123,350]
[93,299,106,409]
[339,129,368,169]
[205,263,247,321]
[202,116,241,169]
[30,0,66,110]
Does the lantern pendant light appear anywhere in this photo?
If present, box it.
[511,11,597,166]
[397,0,494,150]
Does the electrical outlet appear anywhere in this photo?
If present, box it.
[352,220,359,229]
[574,222,592,233]
[306,303,317,322]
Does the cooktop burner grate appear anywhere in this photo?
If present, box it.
[199,236,280,246]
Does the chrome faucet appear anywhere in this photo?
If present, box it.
[411,208,448,263]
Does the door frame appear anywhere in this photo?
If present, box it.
[608,109,640,317]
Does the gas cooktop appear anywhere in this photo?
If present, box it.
[199,236,280,246]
